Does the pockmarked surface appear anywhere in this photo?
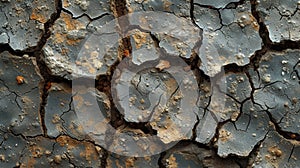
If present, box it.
[0,0,299,167]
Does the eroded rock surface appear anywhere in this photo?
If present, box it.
[1,0,300,167]
[196,1,262,76]
[254,50,300,134]
[0,51,43,136]
[0,0,57,51]
[256,0,300,42]
[42,11,117,80]
[252,128,300,167]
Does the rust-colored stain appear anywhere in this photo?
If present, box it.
[163,0,172,11]
[249,14,260,31]
[80,143,98,162]
[268,146,283,157]
[61,13,85,31]
[54,33,65,44]
[30,8,47,23]
[56,135,79,150]
[53,13,85,46]
[290,134,296,139]
[123,49,130,57]
[132,31,148,49]
[166,154,178,168]
[63,0,70,8]
[219,129,232,142]
[45,82,52,91]
[125,157,136,167]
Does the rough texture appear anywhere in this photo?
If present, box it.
[0,51,43,136]
[45,83,86,139]
[196,1,262,77]
[256,0,300,42]
[1,0,300,167]
[161,143,241,167]
[106,153,160,168]
[252,128,300,167]
[126,1,201,59]
[42,12,117,79]
[254,50,300,134]
[194,0,240,8]
[62,0,112,19]
[216,100,269,157]
[0,0,56,51]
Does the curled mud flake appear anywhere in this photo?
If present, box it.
[216,101,269,157]
[126,0,190,17]
[0,0,56,50]
[42,12,89,79]
[0,51,43,136]
[194,0,240,8]
[193,5,221,31]
[129,29,159,65]
[45,83,86,139]
[0,33,9,44]
[112,57,198,144]
[254,50,300,134]
[197,1,261,77]
[62,0,112,19]
[127,12,201,59]
[256,0,300,42]
[43,12,117,79]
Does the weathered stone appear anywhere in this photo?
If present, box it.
[0,51,43,136]
[0,0,56,50]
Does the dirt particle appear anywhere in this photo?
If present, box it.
[0,154,5,161]
[219,129,232,142]
[16,75,25,85]
[125,157,135,167]
[268,146,282,157]
[123,49,130,57]
[45,82,52,91]
[230,111,239,121]
[132,31,148,49]
[63,0,71,7]
[262,74,271,83]
[54,155,62,164]
[45,150,51,155]
[166,154,178,168]
[292,97,298,104]
[290,134,296,139]
[56,136,81,151]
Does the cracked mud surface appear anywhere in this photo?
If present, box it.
[0,0,300,167]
